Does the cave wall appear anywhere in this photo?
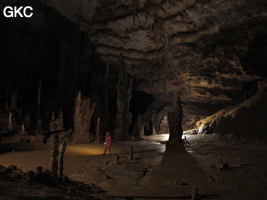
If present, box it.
[0,1,114,132]
[1,0,267,138]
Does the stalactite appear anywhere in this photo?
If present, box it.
[142,0,153,30]
[164,32,169,59]
[98,0,110,21]
[168,0,177,7]
[111,5,116,20]
[153,19,164,53]
[58,141,66,182]
[133,0,137,37]
[49,133,59,178]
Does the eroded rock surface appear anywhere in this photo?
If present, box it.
[39,0,267,126]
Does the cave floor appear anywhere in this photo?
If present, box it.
[0,133,267,200]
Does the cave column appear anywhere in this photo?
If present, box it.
[115,58,130,140]
[115,65,127,140]
[105,63,109,130]
[167,93,183,144]
[125,77,133,136]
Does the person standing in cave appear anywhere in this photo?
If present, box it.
[103,132,112,156]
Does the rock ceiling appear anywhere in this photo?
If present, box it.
[38,0,267,126]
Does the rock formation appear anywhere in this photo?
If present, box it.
[72,91,96,143]
[0,0,266,138]
[168,93,183,144]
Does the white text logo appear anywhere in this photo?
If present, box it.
[3,6,33,18]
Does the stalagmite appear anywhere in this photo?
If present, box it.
[10,90,18,111]
[21,124,25,134]
[58,141,66,182]
[216,156,224,170]
[129,146,134,160]
[191,187,198,200]
[49,111,64,132]
[37,81,41,122]
[36,166,42,173]
[140,125,145,137]
[74,90,82,137]
[133,114,142,140]
[152,126,157,135]
[168,93,183,144]
[258,80,265,91]
[73,91,95,143]
[5,83,9,111]
[115,154,120,164]
[49,133,59,178]
[95,117,100,144]
[137,114,142,139]
[58,109,64,131]
[8,112,13,131]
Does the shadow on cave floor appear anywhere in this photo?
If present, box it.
[184,134,267,200]
[1,133,267,200]
[133,142,219,199]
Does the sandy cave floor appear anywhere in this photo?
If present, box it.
[0,133,267,200]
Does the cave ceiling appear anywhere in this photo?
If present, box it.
[2,0,267,127]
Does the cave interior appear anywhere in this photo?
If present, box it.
[0,0,267,199]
